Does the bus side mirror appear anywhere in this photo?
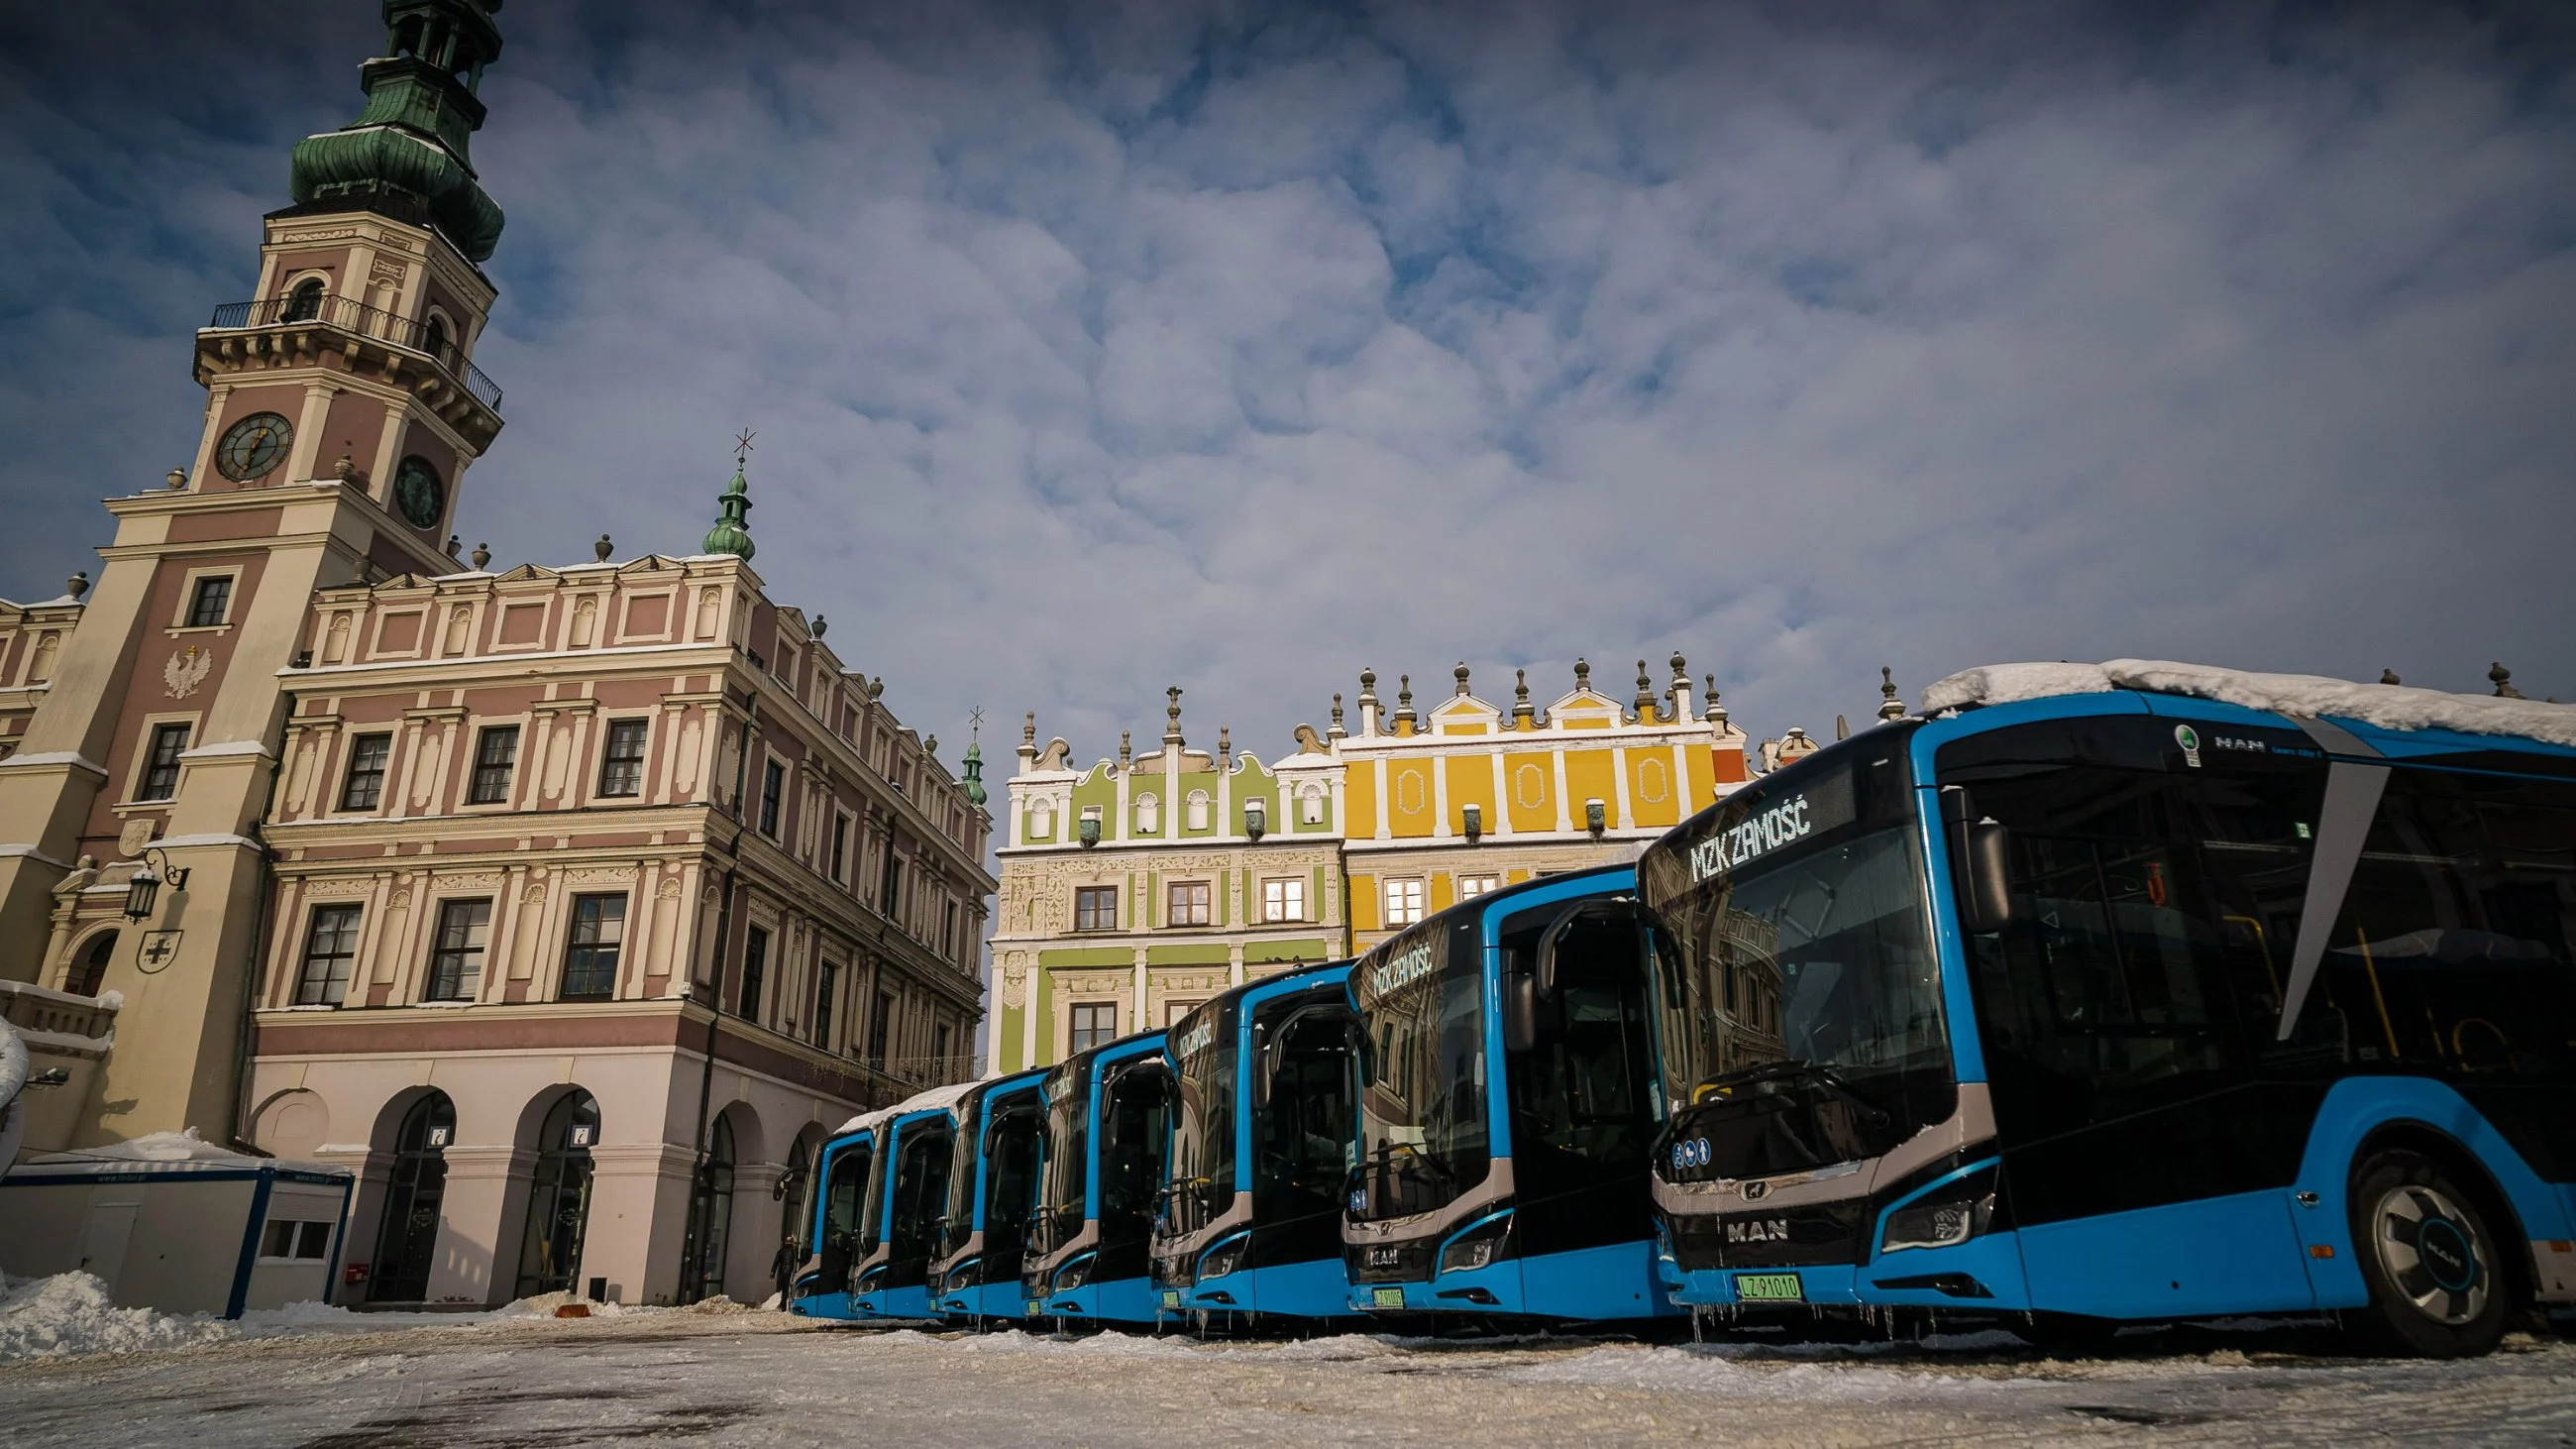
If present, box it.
[1942,786,2013,933]
[1504,971,1538,1053]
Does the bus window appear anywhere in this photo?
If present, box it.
[1503,903,1658,1251]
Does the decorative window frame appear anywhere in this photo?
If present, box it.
[277,269,334,312]
[1259,875,1308,924]
[592,715,654,800]
[121,711,202,807]
[457,717,529,813]
[169,565,242,634]
[333,728,397,815]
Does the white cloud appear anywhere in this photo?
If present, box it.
[2,0,2571,777]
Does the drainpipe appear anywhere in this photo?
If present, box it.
[680,692,754,1300]
[226,705,294,1155]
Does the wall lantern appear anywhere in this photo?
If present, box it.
[1584,799,1607,838]
[1460,803,1482,843]
[1077,815,1102,848]
[1243,798,1267,842]
[123,846,192,921]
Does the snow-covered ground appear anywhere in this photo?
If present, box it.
[0,1300,2569,1447]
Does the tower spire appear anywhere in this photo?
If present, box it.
[701,429,756,560]
[289,1,508,262]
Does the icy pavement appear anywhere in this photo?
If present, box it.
[0,1309,2570,1447]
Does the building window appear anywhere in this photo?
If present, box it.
[866,990,893,1064]
[1070,1002,1118,1054]
[294,904,363,1006]
[1167,880,1211,928]
[942,900,958,957]
[259,1219,334,1261]
[282,276,325,322]
[829,814,849,883]
[759,759,785,836]
[1074,886,1117,932]
[340,733,392,811]
[1164,1000,1202,1028]
[739,925,770,1020]
[185,576,233,628]
[932,1022,951,1066]
[138,722,190,802]
[812,959,837,1049]
[1457,874,1501,900]
[1384,878,1426,928]
[880,853,904,921]
[560,894,626,1000]
[468,724,519,804]
[1262,877,1306,923]
[596,719,648,798]
[425,898,490,1001]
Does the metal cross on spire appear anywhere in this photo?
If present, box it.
[968,705,985,740]
[733,426,757,469]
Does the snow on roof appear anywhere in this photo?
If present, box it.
[830,1079,980,1137]
[1921,659,2576,748]
[30,1128,251,1165]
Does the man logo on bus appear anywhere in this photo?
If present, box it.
[2175,724,2202,768]
[1726,1219,1790,1244]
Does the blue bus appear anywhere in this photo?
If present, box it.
[1153,961,1360,1326]
[928,1067,1049,1324]
[1025,1030,1173,1324]
[1634,666,2576,1356]
[1343,866,1678,1323]
[852,1082,975,1321]
[789,1118,878,1319]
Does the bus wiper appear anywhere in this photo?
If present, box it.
[1687,1059,1889,1125]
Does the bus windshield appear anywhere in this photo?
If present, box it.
[937,1092,986,1261]
[1639,737,1956,1177]
[1352,917,1489,1221]
[1165,997,1240,1234]
[1035,1057,1092,1255]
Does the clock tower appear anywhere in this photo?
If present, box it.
[0,0,514,1146]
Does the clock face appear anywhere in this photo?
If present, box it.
[214,412,294,482]
[393,455,446,530]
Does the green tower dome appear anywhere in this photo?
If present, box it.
[962,740,987,807]
[289,1,507,263]
[702,464,755,560]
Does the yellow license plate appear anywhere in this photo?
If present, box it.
[1023,1300,1040,1317]
[1372,1286,1405,1310]
[1734,1273,1804,1302]
[1161,1289,1181,1308]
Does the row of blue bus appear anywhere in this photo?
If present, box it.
[793,668,2576,1357]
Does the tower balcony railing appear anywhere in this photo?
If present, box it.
[206,293,502,412]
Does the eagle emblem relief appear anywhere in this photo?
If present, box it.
[164,645,215,699]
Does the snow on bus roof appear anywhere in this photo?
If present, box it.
[828,1078,981,1137]
[1921,659,2576,749]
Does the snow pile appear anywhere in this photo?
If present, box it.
[0,1272,232,1360]
[28,1126,252,1165]
[1922,659,2576,747]
[1499,1342,2024,1403]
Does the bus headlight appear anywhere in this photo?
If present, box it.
[1439,1213,1513,1275]
[856,1262,888,1292]
[943,1257,981,1293]
[1879,1167,1997,1254]
[1197,1234,1249,1282]
[1052,1254,1094,1293]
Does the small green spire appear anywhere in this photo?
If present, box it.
[702,429,756,559]
[962,740,987,807]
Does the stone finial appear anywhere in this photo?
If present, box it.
[335,452,356,481]
[1704,674,1729,730]
[924,733,937,757]
[472,542,491,570]
[1023,711,1038,746]
[2380,669,2402,686]
[1358,667,1377,701]
[867,676,885,700]
[1878,666,1906,723]
[593,533,613,563]
[165,468,186,490]
[1574,657,1591,691]
[1634,660,1657,722]
[446,534,463,560]
[1219,724,1232,765]
[65,571,89,602]
[1394,674,1416,730]
[1454,662,1471,697]
[810,614,827,639]
[1513,668,1535,726]
[2492,662,2523,700]
[1119,729,1132,768]
[1165,686,1185,745]
[1329,693,1345,739]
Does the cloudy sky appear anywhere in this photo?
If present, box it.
[4,1,2572,766]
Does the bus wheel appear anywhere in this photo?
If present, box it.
[2348,1150,2509,1358]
